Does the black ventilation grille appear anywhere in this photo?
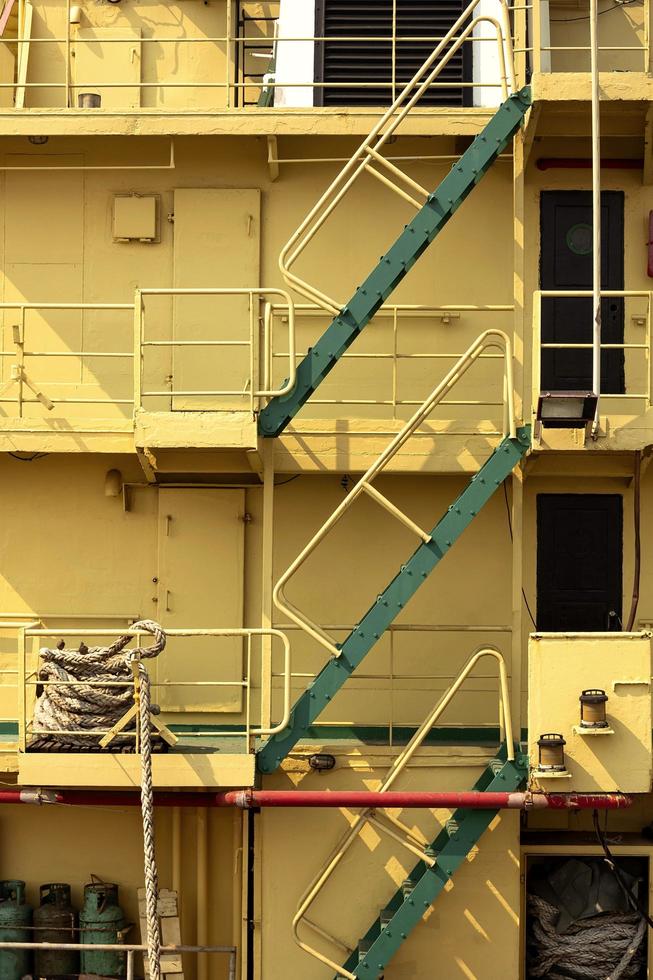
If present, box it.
[315,0,472,107]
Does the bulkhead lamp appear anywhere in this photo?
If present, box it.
[537,733,567,772]
[579,689,609,729]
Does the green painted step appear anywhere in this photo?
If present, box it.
[336,752,528,979]
[256,426,530,774]
[258,87,532,438]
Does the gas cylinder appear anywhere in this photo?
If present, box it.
[33,884,78,978]
[79,882,127,978]
[0,880,32,980]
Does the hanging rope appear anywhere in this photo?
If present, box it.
[32,620,165,745]
[527,894,646,980]
[33,620,165,980]
[138,659,162,980]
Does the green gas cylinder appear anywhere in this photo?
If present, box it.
[0,880,32,980]
[79,882,127,978]
[34,883,78,978]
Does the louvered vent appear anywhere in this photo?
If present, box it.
[315,0,472,107]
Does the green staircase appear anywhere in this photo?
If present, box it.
[256,426,531,774]
[258,87,532,438]
[336,752,528,978]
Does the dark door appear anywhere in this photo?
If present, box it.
[540,191,624,393]
[537,494,622,631]
[314,0,472,107]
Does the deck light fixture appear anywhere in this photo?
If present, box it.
[536,391,598,428]
[579,689,609,729]
[308,753,336,772]
[537,733,567,772]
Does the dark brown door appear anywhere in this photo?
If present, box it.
[537,494,623,631]
[540,191,624,393]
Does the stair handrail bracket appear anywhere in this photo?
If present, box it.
[279,0,518,315]
[291,648,516,979]
[273,329,518,659]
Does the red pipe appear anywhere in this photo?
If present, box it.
[5,789,632,810]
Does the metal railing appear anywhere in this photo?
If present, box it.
[273,329,515,658]
[0,303,133,416]
[273,622,512,743]
[268,302,514,421]
[16,625,291,753]
[136,287,296,413]
[532,289,652,430]
[0,941,236,980]
[292,647,513,978]
[526,0,648,74]
[277,0,515,314]
[0,0,519,110]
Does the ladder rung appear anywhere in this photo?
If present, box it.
[360,481,432,543]
[363,161,424,211]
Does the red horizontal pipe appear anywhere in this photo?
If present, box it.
[537,157,643,171]
[7,789,632,810]
[215,790,632,810]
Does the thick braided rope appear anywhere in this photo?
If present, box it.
[32,620,166,745]
[139,661,162,980]
[527,895,646,980]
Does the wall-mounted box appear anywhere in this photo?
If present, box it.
[113,194,159,242]
[528,632,652,793]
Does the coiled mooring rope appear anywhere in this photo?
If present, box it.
[33,619,166,745]
[33,620,165,980]
[527,894,646,980]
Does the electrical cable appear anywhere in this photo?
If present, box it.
[551,0,641,22]
[593,809,653,930]
[7,451,48,462]
[502,480,537,629]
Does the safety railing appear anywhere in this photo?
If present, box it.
[272,622,512,743]
[136,287,295,413]
[532,289,651,432]
[292,647,513,978]
[273,330,516,657]
[0,303,134,418]
[268,302,514,423]
[274,329,515,658]
[0,942,236,980]
[16,626,291,753]
[277,0,515,313]
[0,0,520,111]
[525,0,648,75]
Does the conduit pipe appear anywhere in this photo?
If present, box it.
[3,789,632,809]
[590,0,602,432]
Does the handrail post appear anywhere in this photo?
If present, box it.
[133,289,142,415]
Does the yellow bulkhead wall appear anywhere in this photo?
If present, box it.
[0,802,239,980]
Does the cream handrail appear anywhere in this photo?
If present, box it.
[273,329,515,658]
[292,647,513,979]
[278,0,516,314]
[136,286,297,406]
[531,290,652,435]
[17,626,291,751]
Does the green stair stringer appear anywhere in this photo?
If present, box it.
[258,87,532,438]
[336,751,528,978]
[256,426,530,774]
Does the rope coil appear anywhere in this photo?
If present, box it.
[32,620,166,745]
[33,620,165,980]
[527,894,646,980]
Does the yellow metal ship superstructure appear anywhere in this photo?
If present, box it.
[0,1,651,977]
